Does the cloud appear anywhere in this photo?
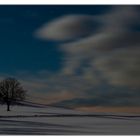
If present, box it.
[28,6,140,108]
[100,6,139,33]
[60,32,132,78]
[26,90,78,105]
[34,15,96,41]
[52,88,140,108]
[94,47,140,88]
[58,6,140,88]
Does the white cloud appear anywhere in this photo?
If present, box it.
[58,6,140,88]
[30,6,140,106]
[94,47,140,88]
[34,6,140,89]
[34,15,95,41]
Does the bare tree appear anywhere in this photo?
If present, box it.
[0,78,26,111]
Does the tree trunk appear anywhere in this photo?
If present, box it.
[7,102,10,111]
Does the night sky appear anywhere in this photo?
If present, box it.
[0,5,140,113]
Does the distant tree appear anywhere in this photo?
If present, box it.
[0,78,26,111]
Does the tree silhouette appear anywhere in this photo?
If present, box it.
[0,78,26,111]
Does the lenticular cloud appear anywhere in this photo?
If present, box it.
[35,15,95,41]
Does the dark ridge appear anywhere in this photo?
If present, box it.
[0,114,140,120]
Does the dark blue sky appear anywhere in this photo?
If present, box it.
[0,5,110,74]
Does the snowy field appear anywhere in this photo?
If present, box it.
[0,103,140,135]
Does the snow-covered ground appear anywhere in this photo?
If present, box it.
[0,103,140,135]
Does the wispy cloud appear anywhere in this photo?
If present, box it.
[35,6,140,89]
[34,15,95,41]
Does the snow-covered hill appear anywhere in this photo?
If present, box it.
[0,101,84,117]
[0,102,140,135]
